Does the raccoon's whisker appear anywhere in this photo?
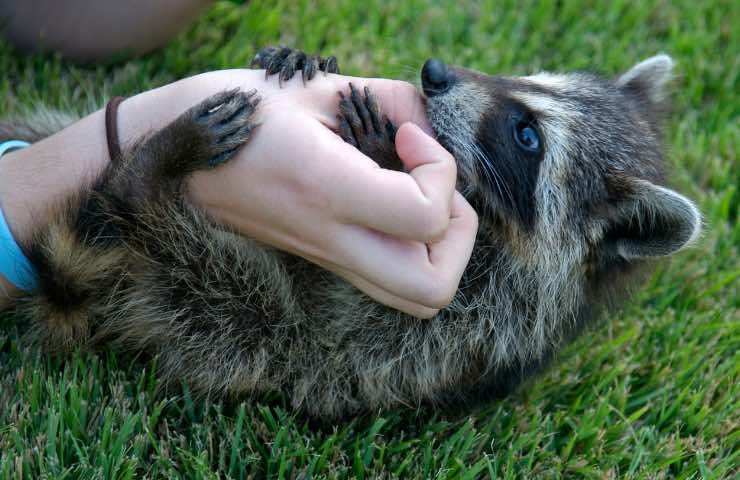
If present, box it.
[467,140,515,213]
[476,156,511,206]
[394,64,423,81]
[15,50,698,418]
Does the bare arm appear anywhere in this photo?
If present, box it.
[0,70,477,317]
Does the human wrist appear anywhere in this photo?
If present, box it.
[0,109,110,246]
[0,71,246,244]
[0,71,263,303]
[0,118,107,300]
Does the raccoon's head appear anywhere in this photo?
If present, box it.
[422,55,701,275]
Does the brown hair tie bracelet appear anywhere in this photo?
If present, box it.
[105,96,126,164]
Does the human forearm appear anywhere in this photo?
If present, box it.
[0,72,239,242]
[0,74,226,302]
[0,70,477,316]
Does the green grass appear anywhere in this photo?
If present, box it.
[1,0,738,478]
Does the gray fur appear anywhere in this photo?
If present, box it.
[6,53,701,418]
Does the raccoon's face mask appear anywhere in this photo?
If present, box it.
[421,55,701,262]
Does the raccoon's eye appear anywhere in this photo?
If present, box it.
[512,116,541,153]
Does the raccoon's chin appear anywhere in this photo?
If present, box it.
[424,120,453,155]
[422,99,457,157]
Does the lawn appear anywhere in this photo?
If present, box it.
[1,0,738,478]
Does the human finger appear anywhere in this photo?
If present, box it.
[309,255,440,318]
[329,222,467,309]
[261,72,432,135]
[426,192,478,289]
[327,122,456,243]
[332,192,477,310]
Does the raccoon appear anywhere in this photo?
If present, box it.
[2,48,701,417]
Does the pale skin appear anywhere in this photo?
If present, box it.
[0,70,478,318]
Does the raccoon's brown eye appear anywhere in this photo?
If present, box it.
[513,116,541,153]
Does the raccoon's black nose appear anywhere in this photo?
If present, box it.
[421,58,452,97]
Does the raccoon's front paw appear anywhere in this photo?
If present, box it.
[190,88,260,168]
[250,46,339,85]
[337,83,403,171]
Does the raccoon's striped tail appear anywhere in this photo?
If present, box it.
[0,108,100,351]
[17,191,129,353]
[10,90,260,353]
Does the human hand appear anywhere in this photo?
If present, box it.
[138,70,479,318]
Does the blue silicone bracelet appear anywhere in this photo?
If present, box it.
[0,140,38,291]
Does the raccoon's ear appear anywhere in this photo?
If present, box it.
[616,54,674,106]
[604,178,701,260]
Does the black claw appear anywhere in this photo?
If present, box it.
[205,93,258,131]
[301,67,309,84]
[349,83,370,135]
[193,90,260,169]
[242,88,259,104]
[143,88,260,185]
[217,104,247,128]
[216,113,251,140]
[208,146,240,167]
[300,55,315,84]
[334,85,402,170]
[278,67,294,86]
[338,91,362,147]
[324,56,339,74]
[196,89,241,120]
[255,47,340,86]
[337,114,358,148]
[252,46,283,71]
[292,51,307,71]
[265,47,292,77]
[304,56,319,82]
[279,50,306,85]
[250,55,262,68]
[364,86,382,133]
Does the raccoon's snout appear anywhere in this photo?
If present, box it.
[422,58,455,97]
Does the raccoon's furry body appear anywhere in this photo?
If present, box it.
[3,50,701,417]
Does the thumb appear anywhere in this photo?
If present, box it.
[395,122,451,172]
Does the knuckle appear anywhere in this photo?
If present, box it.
[465,202,479,229]
[439,147,456,168]
[454,193,479,229]
[420,203,451,241]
